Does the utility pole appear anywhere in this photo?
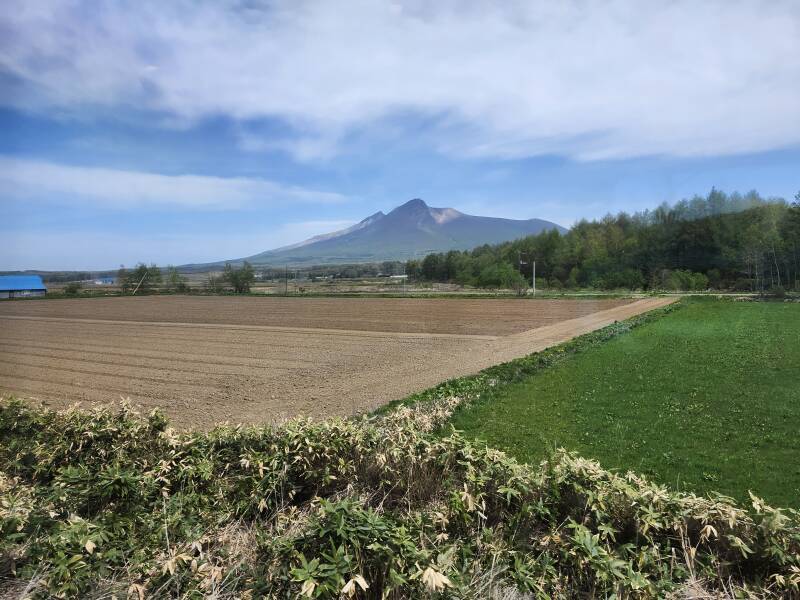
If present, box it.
[131,272,147,296]
[519,251,535,296]
[284,265,288,296]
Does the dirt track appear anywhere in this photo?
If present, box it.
[0,296,673,428]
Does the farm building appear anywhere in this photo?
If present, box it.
[0,275,47,299]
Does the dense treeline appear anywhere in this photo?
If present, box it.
[40,271,95,283]
[259,261,406,280]
[407,189,800,292]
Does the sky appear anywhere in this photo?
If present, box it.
[1,1,799,271]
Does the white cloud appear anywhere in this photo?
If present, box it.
[0,220,358,271]
[1,0,798,161]
[237,131,343,162]
[0,157,346,208]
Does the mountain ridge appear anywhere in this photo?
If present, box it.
[207,199,566,267]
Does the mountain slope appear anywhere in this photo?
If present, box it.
[241,199,566,265]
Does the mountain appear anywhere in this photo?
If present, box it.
[238,199,567,266]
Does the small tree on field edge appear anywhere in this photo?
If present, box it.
[223,262,255,293]
[165,265,190,293]
[63,282,82,296]
[122,263,162,294]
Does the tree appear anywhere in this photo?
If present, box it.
[118,265,129,293]
[785,191,800,289]
[401,188,796,292]
[204,274,222,293]
[223,262,255,293]
[405,260,421,280]
[123,263,162,294]
[165,266,189,293]
[63,281,82,296]
[380,261,397,276]
[421,254,442,280]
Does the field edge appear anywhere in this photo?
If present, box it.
[370,297,683,420]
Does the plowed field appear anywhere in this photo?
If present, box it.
[0,296,673,427]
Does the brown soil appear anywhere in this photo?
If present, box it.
[0,296,674,428]
[0,296,634,335]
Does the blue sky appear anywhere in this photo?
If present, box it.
[1,1,798,270]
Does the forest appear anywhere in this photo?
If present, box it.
[407,189,800,292]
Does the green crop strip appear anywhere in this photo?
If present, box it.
[449,298,800,507]
[374,299,681,419]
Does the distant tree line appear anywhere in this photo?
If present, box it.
[257,261,406,280]
[115,263,259,294]
[115,264,191,293]
[406,189,800,292]
[41,272,94,283]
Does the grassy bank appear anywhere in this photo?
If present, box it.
[450,298,800,507]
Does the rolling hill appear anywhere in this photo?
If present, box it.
[234,199,566,266]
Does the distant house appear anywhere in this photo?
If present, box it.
[93,277,115,285]
[0,275,47,299]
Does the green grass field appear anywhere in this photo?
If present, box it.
[450,298,800,507]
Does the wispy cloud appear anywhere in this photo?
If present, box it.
[1,1,798,161]
[0,157,346,209]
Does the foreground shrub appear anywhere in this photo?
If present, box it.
[1,398,799,599]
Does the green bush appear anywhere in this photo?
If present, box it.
[1,396,798,599]
[223,262,255,293]
[597,268,645,290]
[651,269,709,291]
[476,263,527,291]
[63,282,82,296]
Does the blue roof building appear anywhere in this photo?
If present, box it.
[0,275,47,298]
